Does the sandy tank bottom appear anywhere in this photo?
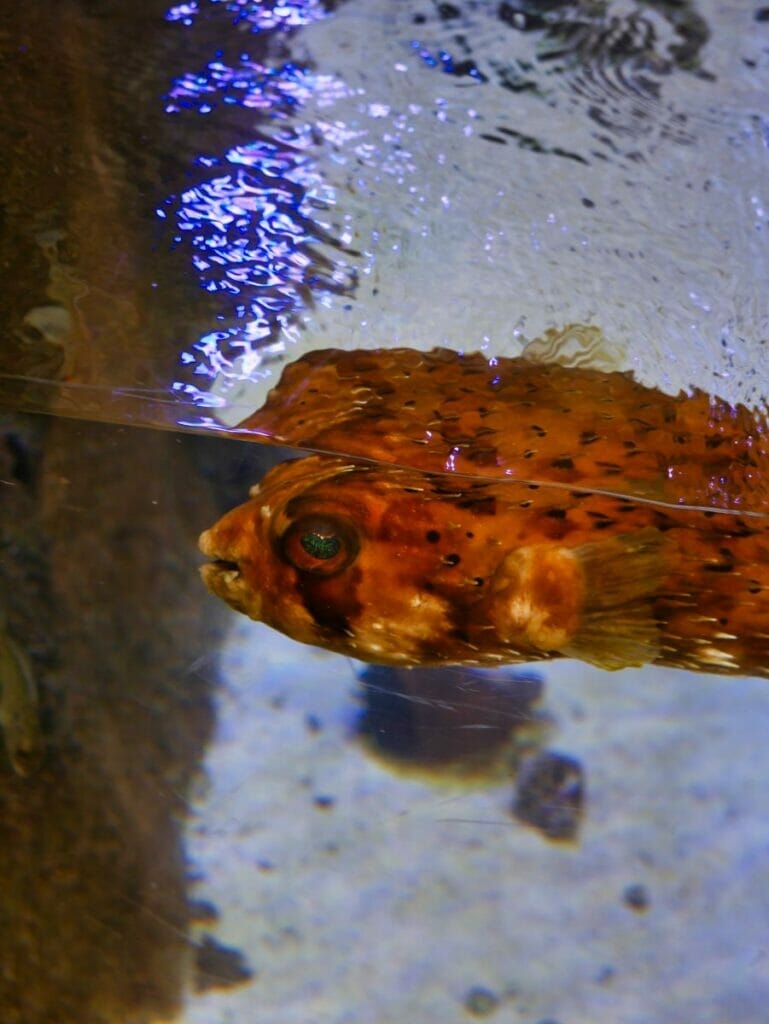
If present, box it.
[182,615,769,1024]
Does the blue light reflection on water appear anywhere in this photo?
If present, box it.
[166,0,329,32]
[410,39,486,82]
[162,1,358,410]
[164,58,346,116]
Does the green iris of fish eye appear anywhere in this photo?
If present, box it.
[300,531,341,560]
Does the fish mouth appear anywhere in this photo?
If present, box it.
[199,557,242,593]
[199,529,237,567]
[198,529,262,619]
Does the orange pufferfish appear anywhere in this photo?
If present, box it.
[199,326,769,676]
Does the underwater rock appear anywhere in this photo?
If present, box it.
[512,749,585,841]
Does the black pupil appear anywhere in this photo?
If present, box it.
[300,531,341,560]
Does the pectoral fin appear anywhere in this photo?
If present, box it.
[490,529,665,671]
[561,528,664,670]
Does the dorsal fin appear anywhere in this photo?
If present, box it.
[521,323,626,373]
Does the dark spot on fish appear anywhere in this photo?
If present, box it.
[450,626,470,642]
[705,434,726,449]
[426,529,441,543]
[726,521,756,539]
[443,553,461,566]
[703,547,735,572]
[519,500,532,508]
[530,424,547,437]
[403,399,416,408]
[593,519,616,530]
[629,417,655,432]
[467,447,499,467]
[595,462,623,475]
[545,508,567,520]
[652,510,676,531]
[673,434,690,444]
[580,430,599,445]
[551,457,574,470]
[622,440,637,449]
[473,577,485,586]
[466,531,475,539]
[523,449,535,459]
[457,495,497,515]
[748,581,762,594]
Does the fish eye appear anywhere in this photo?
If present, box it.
[280,514,359,576]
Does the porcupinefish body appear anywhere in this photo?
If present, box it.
[200,327,769,676]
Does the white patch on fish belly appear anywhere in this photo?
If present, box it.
[506,595,570,652]
[358,592,451,657]
[489,546,580,655]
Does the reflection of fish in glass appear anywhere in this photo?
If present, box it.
[200,326,769,677]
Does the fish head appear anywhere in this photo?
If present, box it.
[200,454,664,668]
[200,454,512,664]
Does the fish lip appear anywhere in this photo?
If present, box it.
[199,559,261,619]
[199,561,245,615]
[198,529,262,619]
[198,528,221,559]
[199,559,241,587]
[198,529,241,573]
